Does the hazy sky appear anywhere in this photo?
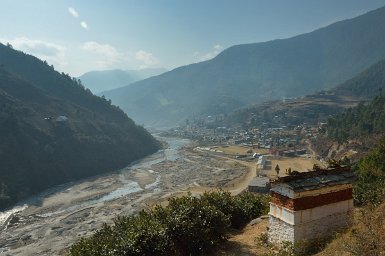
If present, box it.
[1,0,385,76]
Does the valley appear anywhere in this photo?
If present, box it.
[1,124,323,255]
[0,136,252,255]
[2,2,385,255]
[103,5,385,126]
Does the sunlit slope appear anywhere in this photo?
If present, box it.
[104,6,385,126]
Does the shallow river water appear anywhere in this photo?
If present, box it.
[0,137,191,255]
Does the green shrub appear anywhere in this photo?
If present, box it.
[70,224,116,256]
[113,212,172,256]
[71,212,172,256]
[354,136,385,206]
[70,192,269,256]
[201,190,269,229]
[154,195,230,255]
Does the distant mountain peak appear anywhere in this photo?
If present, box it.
[78,68,167,94]
[102,5,385,127]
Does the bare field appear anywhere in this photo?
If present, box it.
[216,145,269,155]
[267,156,323,178]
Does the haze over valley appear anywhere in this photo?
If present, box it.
[102,5,385,126]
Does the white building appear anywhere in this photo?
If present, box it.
[256,155,266,170]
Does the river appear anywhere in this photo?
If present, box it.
[0,136,191,255]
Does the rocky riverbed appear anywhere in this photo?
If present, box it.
[0,137,250,255]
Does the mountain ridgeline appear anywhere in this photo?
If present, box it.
[333,58,385,99]
[224,57,385,129]
[0,43,160,210]
[78,68,167,94]
[103,6,385,127]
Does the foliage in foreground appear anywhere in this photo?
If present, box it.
[342,203,385,256]
[313,135,385,255]
[353,136,385,206]
[70,191,269,256]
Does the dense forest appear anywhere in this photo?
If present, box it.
[327,94,385,143]
[325,58,385,140]
[333,58,385,99]
[0,44,160,210]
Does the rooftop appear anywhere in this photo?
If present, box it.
[271,165,356,192]
[249,176,270,187]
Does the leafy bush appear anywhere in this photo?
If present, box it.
[342,204,385,255]
[201,190,268,229]
[354,175,385,206]
[354,136,385,206]
[154,195,230,255]
[70,192,269,256]
[70,212,171,256]
[70,224,116,256]
[200,190,269,229]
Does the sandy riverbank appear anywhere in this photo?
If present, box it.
[0,138,252,255]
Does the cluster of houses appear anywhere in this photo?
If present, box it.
[165,123,303,150]
[167,116,351,248]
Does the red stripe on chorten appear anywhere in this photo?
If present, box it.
[270,188,353,211]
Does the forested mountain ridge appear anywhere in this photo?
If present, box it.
[325,59,385,142]
[104,5,385,126]
[333,58,385,99]
[223,56,385,129]
[327,94,385,143]
[0,43,127,122]
[0,44,160,210]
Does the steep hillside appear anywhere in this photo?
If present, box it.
[333,58,385,99]
[0,44,160,210]
[327,94,385,143]
[224,56,385,129]
[104,5,385,126]
[78,68,167,94]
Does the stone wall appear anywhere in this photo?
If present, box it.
[269,215,295,244]
[268,209,352,245]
